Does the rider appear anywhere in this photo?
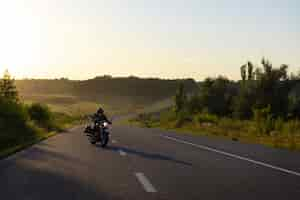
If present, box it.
[93,107,112,126]
[91,107,112,139]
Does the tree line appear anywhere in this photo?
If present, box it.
[16,76,198,108]
[175,58,300,124]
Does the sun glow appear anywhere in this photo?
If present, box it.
[0,0,299,80]
[0,2,44,78]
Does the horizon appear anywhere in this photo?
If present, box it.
[0,0,299,81]
[14,74,198,81]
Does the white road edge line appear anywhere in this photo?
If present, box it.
[161,135,300,177]
[135,173,157,193]
[118,149,127,156]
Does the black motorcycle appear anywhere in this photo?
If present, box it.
[84,120,111,147]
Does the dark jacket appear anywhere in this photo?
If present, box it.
[93,113,112,124]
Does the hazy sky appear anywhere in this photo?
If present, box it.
[0,0,299,80]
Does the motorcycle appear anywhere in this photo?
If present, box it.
[84,119,111,147]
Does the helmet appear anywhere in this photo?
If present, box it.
[97,107,104,114]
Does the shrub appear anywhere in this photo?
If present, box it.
[160,109,176,121]
[0,98,37,150]
[274,117,284,132]
[0,98,28,127]
[174,82,187,114]
[187,95,202,114]
[175,110,192,127]
[253,106,274,135]
[199,77,237,116]
[195,113,218,124]
[218,118,245,132]
[283,120,300,135]
[134,113,153,127]
[27,103,55,130]
[232,82,257,119]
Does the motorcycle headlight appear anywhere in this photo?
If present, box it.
[103,122,109,127]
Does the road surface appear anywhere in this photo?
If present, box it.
[1,125,300,200]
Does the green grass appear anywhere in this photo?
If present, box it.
[0,101,84,160]
[0,130,56,159]
[0,113,83,160]
[127,110,300,151]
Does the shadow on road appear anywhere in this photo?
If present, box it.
[22,145,88,165]
[0,145,124,200]
[103,145,192,166]
[1,160,122,200]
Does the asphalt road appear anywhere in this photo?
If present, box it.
[1,124,300,200]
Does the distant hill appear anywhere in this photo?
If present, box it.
[16,76,198,109]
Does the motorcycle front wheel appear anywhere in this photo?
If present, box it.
[100,134,109,147]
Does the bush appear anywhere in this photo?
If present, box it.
[160,109,176,121]
[283,120,300,135]
[134,113,155,127]
[0,98,28,126]
[0,98,37,150]
[175,110,192,127]
[27,103,55,130]
[218,118,246,132]
[199,77,237,116]
[274,117,284,132]
[253,106,274,135]
[187,95,202,114]
[232,82,257,119]
[195,113,218,124]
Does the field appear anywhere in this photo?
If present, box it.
[20,94,132,118]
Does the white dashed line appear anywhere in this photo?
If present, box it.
[135,173,157,193]
[119,149,127,156]
[162,135,300,177]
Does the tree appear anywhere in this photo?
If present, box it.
[199,76,236,116]
[0,70,19,102]
[247,61,254,80]
[240,64,246,82]
[288,88,300,118]
[255,59,290,117]
[174,82,187,114]
[233,81,256,119]
[241,61,254,82]
[234,58,291,119]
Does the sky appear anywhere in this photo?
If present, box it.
[0,0,299,80]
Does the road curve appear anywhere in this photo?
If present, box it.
[1,125,300,200]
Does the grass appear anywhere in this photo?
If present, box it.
[127,110,300,151]
[0,101,85,160]
[0,113,83,160]
[22,94,138,117]
[0,129,56,159]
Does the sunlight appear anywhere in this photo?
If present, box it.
[0,2,42,77]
